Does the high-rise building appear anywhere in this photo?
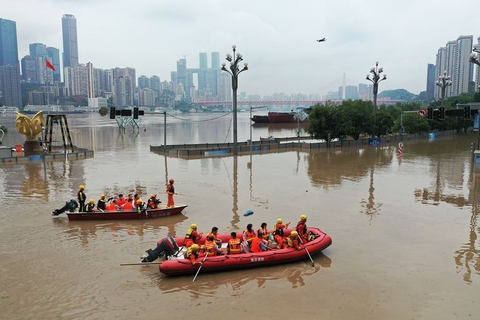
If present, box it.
[138,75,150,89]
[29,43,47,59]
[64,65,88,96]
[0,18,19,66]
[86,62,94,99]
[0,18,21,107]
[62,14,79,68]
[46,47,61,82]
[434,47,446,99]
[21,55,37,81]
[426,63,436,101]
[475,37,480,91]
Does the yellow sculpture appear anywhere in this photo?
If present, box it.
[15,111,45,141]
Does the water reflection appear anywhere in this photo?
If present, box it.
[51,214,187,247]
[454,172,480,284]
[154,252,331,297]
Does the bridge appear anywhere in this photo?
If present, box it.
[192,99,405,107]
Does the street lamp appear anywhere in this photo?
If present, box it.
[436,71,452,110]
[222,45,248,155]
[470,44,480,67]
[366,61,387,137]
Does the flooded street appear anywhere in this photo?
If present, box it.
[0,112,479,319]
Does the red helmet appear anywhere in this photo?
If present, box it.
[169,179,174,183]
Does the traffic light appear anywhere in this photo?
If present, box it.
[438,107,445,120]
[109,106,116,119]
[464,106,471,120]
[427,107,433,120]
[133,107,139,119]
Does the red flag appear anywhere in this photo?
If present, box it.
[46,59,55,71]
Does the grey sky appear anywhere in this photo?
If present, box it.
[4,0,479,96]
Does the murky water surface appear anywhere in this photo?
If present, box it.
[0,113,479,319]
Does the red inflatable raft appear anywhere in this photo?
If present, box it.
[158,227,332,276]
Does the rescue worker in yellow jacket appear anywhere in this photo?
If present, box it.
[284,231,304,250]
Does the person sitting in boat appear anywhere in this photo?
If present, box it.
[147,194,161,209]
[133,194,140,209]
[206,227,222,246]
[136,199,146,213]
[257,222,273,248]
[227,232,245,254]
[273,218,291,249]
[185,223,203,248]
[296,215,309,244]
[251,231,269,252]
[123,197,134,211]
[284,231,304,251]
[202,235,223,256]
[243,223,256,252]
[85,199,96,212]
[117,194,126,208]
[184,244,205,265]
[97,194,107,212]
[106,199,119,211]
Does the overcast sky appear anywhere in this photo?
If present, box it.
[3,0,479,97]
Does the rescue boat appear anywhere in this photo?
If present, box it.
[142,227,332,276]
[64,204,188,221]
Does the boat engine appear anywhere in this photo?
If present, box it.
[141,235,180,262]
[52,199,79,216]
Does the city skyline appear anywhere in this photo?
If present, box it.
[1,1,480,97]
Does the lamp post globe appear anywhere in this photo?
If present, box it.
[221,45,248,156]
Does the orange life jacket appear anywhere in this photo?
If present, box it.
[243,229,256,243]
[203,240,217,256]
[228,238,242,254]
[251,237,264,253]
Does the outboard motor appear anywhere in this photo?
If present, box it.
[141,235,180,262]
[52,199,79,216]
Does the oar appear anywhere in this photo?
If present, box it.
[298,237,314,267]
[192,252,209,282]
[120,261,163,266]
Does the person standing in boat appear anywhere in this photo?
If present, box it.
[273,218,290,249]
[243,223,256,251]
[184,244,205,265]
[296,215,308,244]
[184,223,203,248]
[97,194,107,212]
[77,185,86,212]
[85,199,96,212]
[166,179,176,208]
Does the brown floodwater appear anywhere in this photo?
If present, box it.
[0,113,479,319]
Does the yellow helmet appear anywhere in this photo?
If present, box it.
[100,194,105,198]
[190,223,197,229]
[136,199,143,204]
[291,231,298,237]
[79,185,85,190]
[277,218,283,223]
[89,199,95,204]
[191,244,199,250]
[150,194,154,198]
[300,215,307,220]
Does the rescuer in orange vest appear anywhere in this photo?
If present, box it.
[296,214,308,244]
[166,179,176,208]
[185,223,203,248]
[206,227,222,246]
[273,218,290,249]
[227,232,244,254]
[202,235,223,256]
[250,231,269,252]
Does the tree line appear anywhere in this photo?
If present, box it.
[307,91,480,140]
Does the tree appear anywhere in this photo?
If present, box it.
[338,100,373,139]
[375,109,395,136]
[401,114,430,134]
[307,102,347,143]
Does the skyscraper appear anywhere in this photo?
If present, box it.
[62,14,79,68]
[0,18,21,107]
[426,63,436,101]
[46,47,60,82]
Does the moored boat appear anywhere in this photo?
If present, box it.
[148,227,331,276]
[268,111,308,123]
[64,204,188,221]
[251,115,269,123]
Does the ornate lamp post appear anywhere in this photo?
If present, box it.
[436,71,452,110]
[470,44,480,67]
[222,45,248,155]
[366,62,387,137]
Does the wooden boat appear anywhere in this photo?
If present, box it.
[65,204,188,221]
[154,227,332,276]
